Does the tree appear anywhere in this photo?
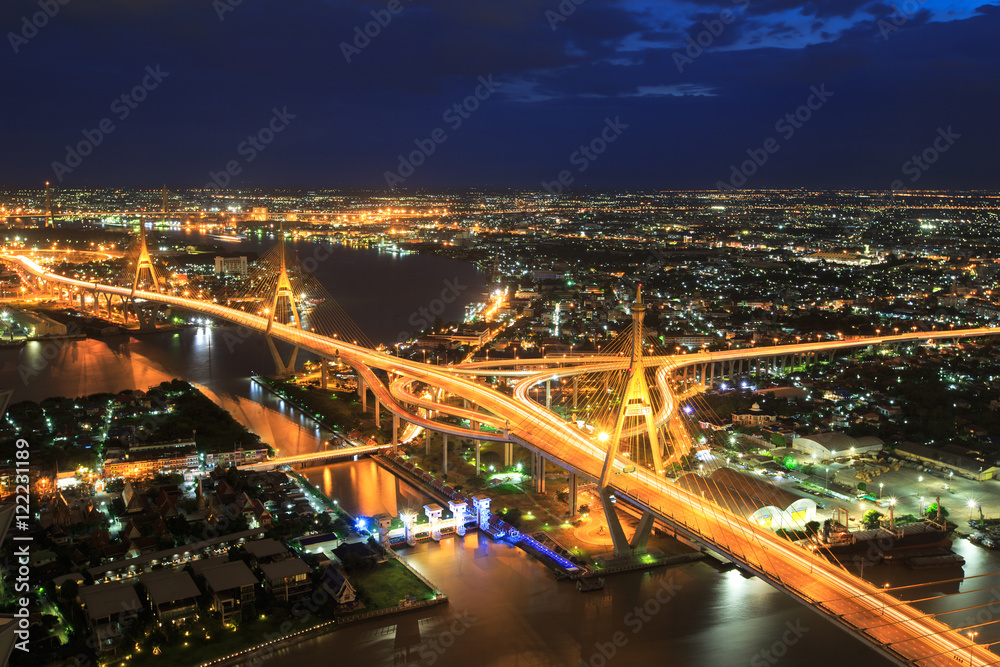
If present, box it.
[805,520,821,536]
[925,503,949,520]
[578,504,590,515]
[857,482,867,492]
[862,510,884,529]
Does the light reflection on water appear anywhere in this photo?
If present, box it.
[301,460,430,519]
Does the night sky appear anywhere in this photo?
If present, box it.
[3,0,998,190]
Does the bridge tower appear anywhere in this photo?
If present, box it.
[264,226,303,376]
[598,285,659,558]
[126,220,164,331]
[44,181,54,228]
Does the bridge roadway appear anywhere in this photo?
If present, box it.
[240,444,391,470]
[7,254,999,665]
[445,328,1000,376]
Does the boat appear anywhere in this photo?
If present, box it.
[815,519,958,560]
[576,577,605,592]
[908,554,966,569]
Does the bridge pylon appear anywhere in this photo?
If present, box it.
[598,285,659,558]
[125,220,165,331]
[265,227,302,376]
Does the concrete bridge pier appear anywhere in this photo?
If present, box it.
[374,395,381,428]
[534,454,545,493]
[392,413,399,454]
[503,441,513,467]
[545,381,551,409]
[359,376,367,412]
[471,420,481,472]
[568,473,577,517]
[266,335,298,376]
[442,433,448,477]
[573,376,578,410]
[321,363,328,390]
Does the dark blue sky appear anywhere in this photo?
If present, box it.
[3,0,998,190]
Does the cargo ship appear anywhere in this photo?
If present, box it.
[811,519,958,559]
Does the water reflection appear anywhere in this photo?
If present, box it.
[301,460,430,519]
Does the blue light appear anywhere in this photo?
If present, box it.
[355,518,367,532]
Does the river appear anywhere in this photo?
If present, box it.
[295,456,1000,666]
[3,241,999,665]
[0,238,486,456]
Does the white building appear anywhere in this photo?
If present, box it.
[792,432,884,459]
[214,256,248,275]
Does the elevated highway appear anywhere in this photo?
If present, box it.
[6,253,1000,665]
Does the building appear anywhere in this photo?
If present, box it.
[260,558,312,601]
[193,559,258,625]
[214,256,248,276]
[78,582,143,655]
[321,566,357,606]
[893,441,998,481]
[139,570,201,624]
[103,448,200,478]
[251,207,269,222]
[791,432,884,459]
[7,309,67,337]
[243,537,289,566]
[675,468,817,531]
[731,403,777,427]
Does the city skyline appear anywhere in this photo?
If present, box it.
[2,1,998,190]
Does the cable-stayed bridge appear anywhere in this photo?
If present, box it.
[5,231,1000,666]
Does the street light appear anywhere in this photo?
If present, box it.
[967,631,978,665]
[879,482,883,499]
[968,498,977,521]
[917,475,923,498]
[882,583,890,613]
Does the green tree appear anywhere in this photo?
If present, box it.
[857,482,867,492]
[862,510,884,529]
[925,503,950,520]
